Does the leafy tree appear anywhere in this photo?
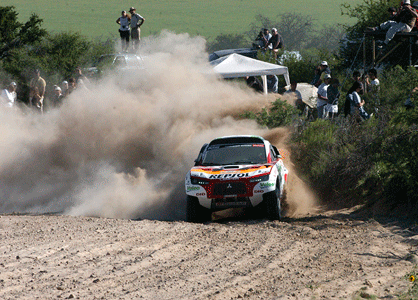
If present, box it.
[0,6,47,59]
[0,6,20,44]
[19,14,47,45]
[306,24,346,53]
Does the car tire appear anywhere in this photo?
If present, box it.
[186,196,212,223]
[264,185,282,221]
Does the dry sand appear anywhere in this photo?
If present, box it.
[1,208,418,300]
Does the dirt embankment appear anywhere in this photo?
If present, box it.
[1,209,417,300]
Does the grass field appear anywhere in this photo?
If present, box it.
[4,0,362,41]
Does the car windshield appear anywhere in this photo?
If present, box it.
[201,144,266,166]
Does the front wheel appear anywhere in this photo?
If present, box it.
[186,196,212,223]
[264,186,281,221]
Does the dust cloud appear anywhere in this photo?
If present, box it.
[0,31,317,220]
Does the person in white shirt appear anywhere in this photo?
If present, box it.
[365,68,380,93]
[316,74,331,119]
[262,28,272,49]
[129,7,145,50]
[1,82,17,108]
[116,11,131,52]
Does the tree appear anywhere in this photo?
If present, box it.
[0,6,47,59]
[0,6,20,45]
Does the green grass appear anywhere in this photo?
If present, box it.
[4,0,362,41]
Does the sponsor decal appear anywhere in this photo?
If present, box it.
[253,190,264,193]
[260,182,274,188]
[196,193,206,196]
[187,186,200,192]
[209,173,249,179]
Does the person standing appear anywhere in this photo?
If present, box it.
[316,74,331,119]
[1,82,17,107]
[29,69,46,112]
[365,69,380,93]
[116,11,131,52]
[325,78,340,119]
[349,81,371,121]
[51,85,64,107]
[264,28,284,58]
[313,61,331,87]
[284,81,303,108]
[129,7,145,50]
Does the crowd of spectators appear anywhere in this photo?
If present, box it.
[254,27,284,59]
[0,67,91,112]
[367,1,418,51]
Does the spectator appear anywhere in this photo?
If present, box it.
[29,69,46,112]
[316,74,331,119]
[370,1,418,48]
[51,85,64,107]
[348,81,371,120]
[1,82,17,108]
[77,79,89,91]
[267,75,278,93]
[310,66,321,86]
[129,7,145,50]
[262,28,272,49]
[68,77,77,95]
[284,80,303,109]
[264,28,284,58]
[61,80,69,97]
[351,70,364,94]
[245,76,263,93]
[325,78,340,119]
[74,67,90,86]
[365,68,380,93]
[313,61,331,87]
[30,86,43,112]
[116,10,131,52]
[388,7,397,20]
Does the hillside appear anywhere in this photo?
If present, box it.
[4,0,362,40]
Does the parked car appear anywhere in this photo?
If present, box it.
[84,53,145,78]
[209,48,258,62]
[185,135,288,222]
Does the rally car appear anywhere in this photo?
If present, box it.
[185,135,288,222]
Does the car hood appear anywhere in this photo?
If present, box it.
[190,164,273,179]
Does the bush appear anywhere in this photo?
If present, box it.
[241,98,298,128]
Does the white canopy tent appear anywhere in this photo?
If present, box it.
[210,53,291,94]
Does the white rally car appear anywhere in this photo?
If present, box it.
[185,135,288,222]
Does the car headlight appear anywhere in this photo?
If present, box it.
[249,174,270,183]
[191,177,210,185]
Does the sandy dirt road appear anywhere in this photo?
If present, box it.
[1,209,418,300]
